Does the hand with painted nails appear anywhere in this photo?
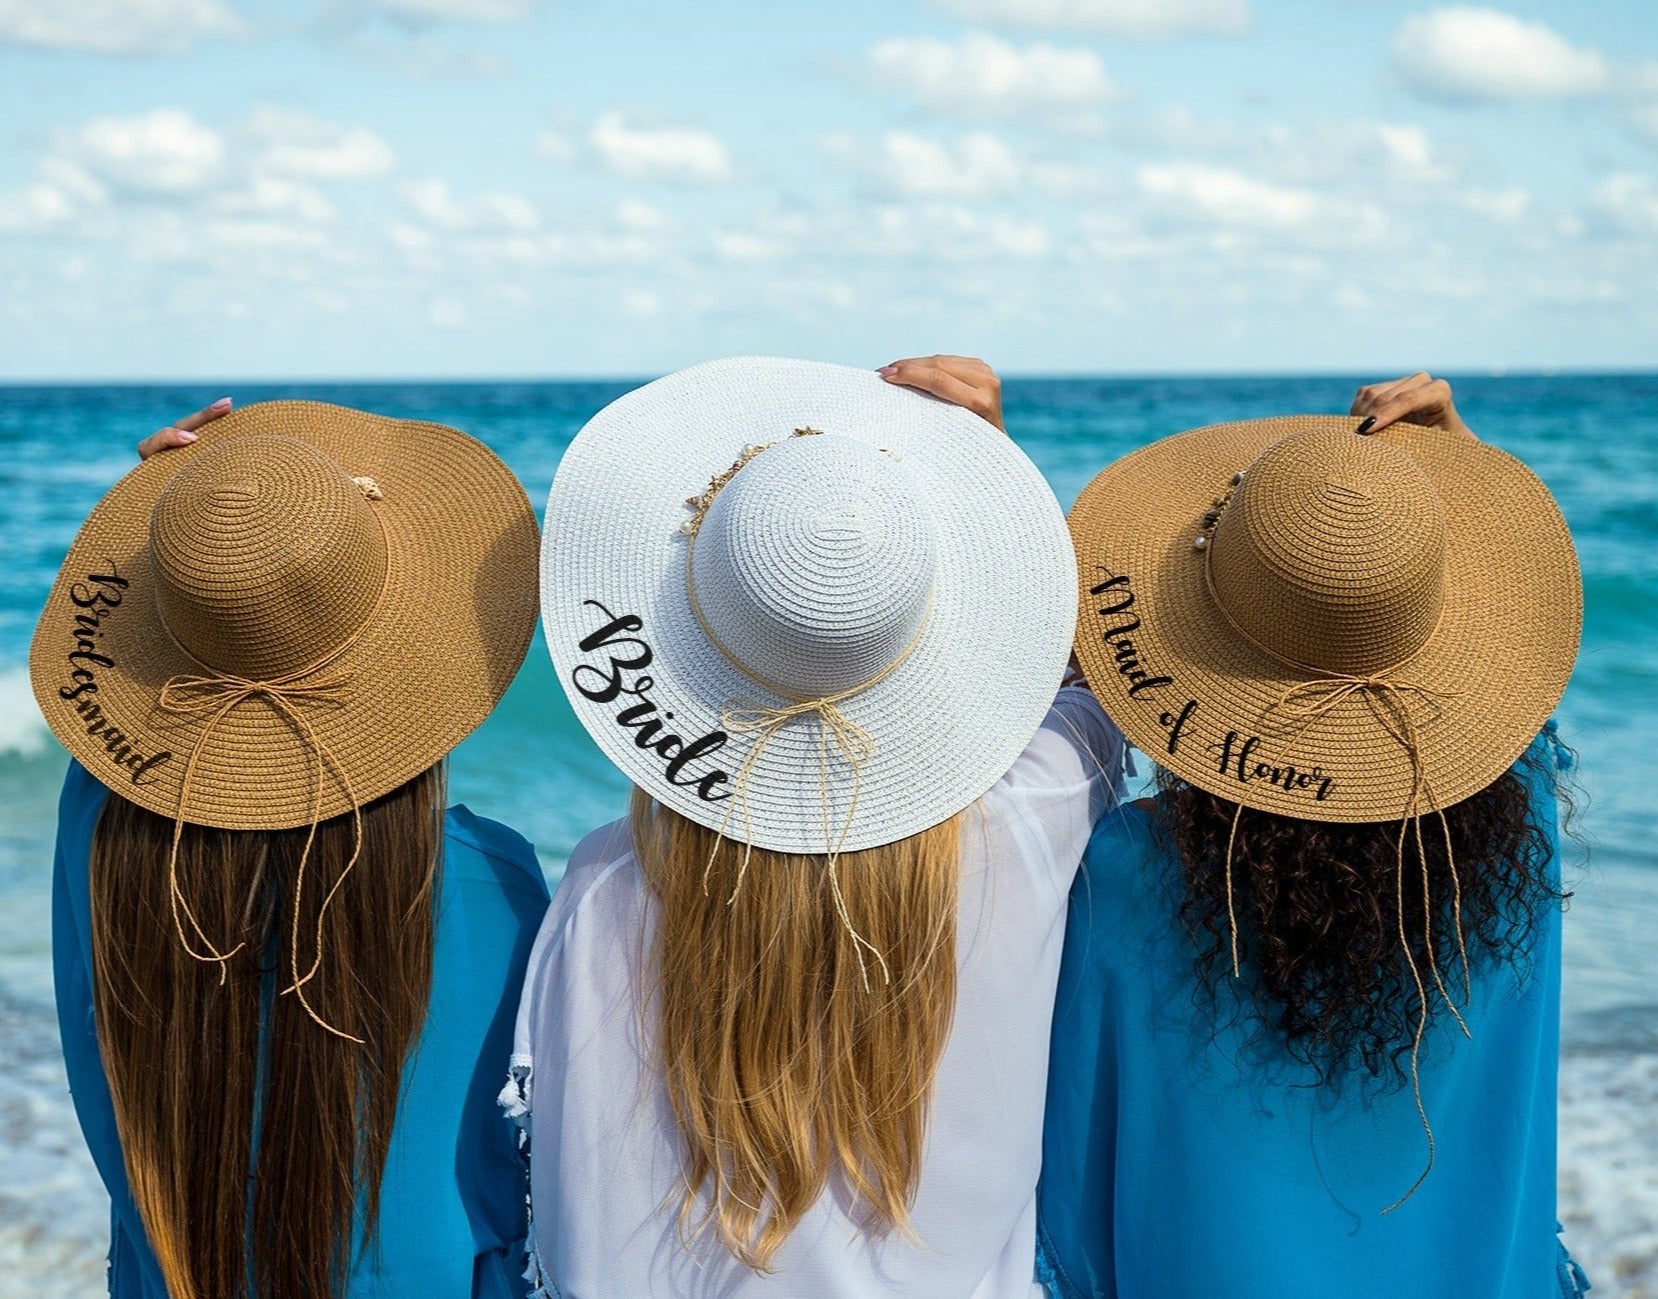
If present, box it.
[877,355,1004,432]
[137,397,233,460]
[1349,373,1474,440]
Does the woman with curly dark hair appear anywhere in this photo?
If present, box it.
[1038,377,1590,1299]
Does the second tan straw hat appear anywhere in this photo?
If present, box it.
[1069,416,1581,823]
[29,401,539,829]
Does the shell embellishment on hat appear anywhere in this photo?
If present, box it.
[1068,413,1582,1213]
[543,356,1077,862]
[679,427,823,537]
[1193,470,1244,552]
[30,399,540,1044]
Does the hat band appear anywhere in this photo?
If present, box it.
[152,495,394,1045]
[683,532,933,993]
[1201,537,1471,1212]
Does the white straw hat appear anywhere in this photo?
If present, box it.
[541,356,1076,854]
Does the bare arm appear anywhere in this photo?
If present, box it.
[877,355,1004,432]
[1350,372,1474,439]
[137,396,233,459]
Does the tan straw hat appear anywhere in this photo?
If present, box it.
[29,401,539,830]
[1068,415,1581,823]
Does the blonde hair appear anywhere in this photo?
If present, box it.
[630,790,961,1272]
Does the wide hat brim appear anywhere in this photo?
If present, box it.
[1068,415,1581,823]
[541,356,1077,854]
[29,401,540,829]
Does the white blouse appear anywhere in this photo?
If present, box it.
[506,688,1125,1299]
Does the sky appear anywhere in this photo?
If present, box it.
[0,0,1654,379]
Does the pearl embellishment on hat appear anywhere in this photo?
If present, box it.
[1193,468,1245,552]
[679,427,824,537]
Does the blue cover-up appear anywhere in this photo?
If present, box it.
[51,760,551,1299]
[1038,730,1586,1299]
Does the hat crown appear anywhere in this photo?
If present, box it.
[688,433,937,697]
[149,436,389,679]
[1209,429,1446,674]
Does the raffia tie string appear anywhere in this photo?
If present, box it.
[684,548,931,993]
[1219,668,1474,1215]
[1200,541,1473,1210]
[157,669,367,1043]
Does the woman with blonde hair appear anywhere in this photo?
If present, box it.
[34,401,549,1298]
[507,356,1125,1297]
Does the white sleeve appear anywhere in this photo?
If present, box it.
[501,819,632,1120]
[990,686,1128,891]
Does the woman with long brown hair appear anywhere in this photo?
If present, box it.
[1039,378,1590,1297]
[507,356,1126,1296]
[32,401,549,1299]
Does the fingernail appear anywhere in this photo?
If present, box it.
[177,430,199,442]
[211,396,232,409]
[876,364,897,376]
[1355,416,1376,434]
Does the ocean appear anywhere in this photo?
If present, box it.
[1,375,1654,1296]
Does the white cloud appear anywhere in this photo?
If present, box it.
[927,0,1251,41]
[364,0,541,25]
[1138,162,1319,229]
[0,178,84,233]
[712,231,781,262]
[1136,162,1386,245]
[403,178,539,232]
[428,297,470,327]
[1027,159,1112,198]
[866,205,1053,262]
[212,175,334,223]
[1392,9,1611,104]
[64,109,225,194]
[1372,125,1434,177]
[865,32,1118,117]
[1627,102,1658,150]
[865,131,1024,200]
[589,113,732,185]
[0,0,239,55]
[1460,186,1531,224]
[1588,174,1658,238]
[249,109,395,181]
[535,129,576,164]
[615,199,668,232]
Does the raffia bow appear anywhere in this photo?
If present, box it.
[1215,667,1473,1214]
[157,667,367,1044]
[712,683,891,988]
[680,437,931,993]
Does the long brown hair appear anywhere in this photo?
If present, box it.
[1154,755,1560,1082]
[89,765,445,1299]
[630,790,961,1273]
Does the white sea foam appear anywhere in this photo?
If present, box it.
[0,666,50,760]
[0,980,1650,1298]
[0,991,109,1299]
[1560,1050,1658,1296]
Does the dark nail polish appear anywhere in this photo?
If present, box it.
[1356,416,1376,434]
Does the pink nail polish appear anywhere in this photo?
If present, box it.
[211,396,232,409]
[179,431,199,442]
[876,365,897,377]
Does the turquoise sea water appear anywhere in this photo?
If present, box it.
[1,375,1654,1294]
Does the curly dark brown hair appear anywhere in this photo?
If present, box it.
[1153,751,1563,1083]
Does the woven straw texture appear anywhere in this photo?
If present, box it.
[30,401,539,829]
[1068,415,1581,823]
[541,356,1077,854]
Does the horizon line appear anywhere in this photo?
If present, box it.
[2,365,1654,388]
